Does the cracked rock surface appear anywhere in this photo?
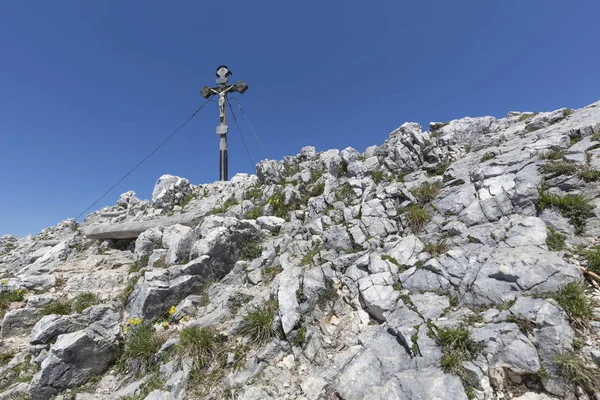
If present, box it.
[2,102,600,399]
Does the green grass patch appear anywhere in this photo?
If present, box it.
[308,182,325,198]
[118,324,166,375]
[410,181,443,204]
[563,109,575,117]
[540,161,578,176]
[427,162,450,177]
[518,113,537,122]
[538,188,595,234]
[435,326,484,399]
[553,351,599,395]
[582,246,600,275]
[72,292,100,313]
[317,279,338,309]
[262,264,283,282]
[542,282,595,329]
[506,314,535,334]
[301,242,322,266]
[241,299,280,346]
[244,184,263,201]
[267,192,292,219]
[336,183,356,202]
[546,227,566,251]
[180,193,196,209]
[371,169,385,184]
[405,205,431,234]
[244,207,263,219]
[119,276,140,307]
[381,254,404,270]
[176,326,225,370]
[540,149,566,160]
[578,167,600,182]
[240,239,262,260]
[41,299,71,316]
[423,238,450,256]
[0,288,25,318]
[480,152,496,162]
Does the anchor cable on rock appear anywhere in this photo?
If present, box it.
[74,97,214,222]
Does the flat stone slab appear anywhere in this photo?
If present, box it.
[82,209,208,240]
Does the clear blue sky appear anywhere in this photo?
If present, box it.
[1,1,599,237]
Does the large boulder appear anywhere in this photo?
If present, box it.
[29,315,120,400]
[151,174,192,210]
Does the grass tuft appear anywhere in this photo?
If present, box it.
[241,299,280,346]
[423,238,450,256]
[72,292,100,313]
[41,299,71,316]
[435,326,484,399]
[538,188,595,234]
[262,264,283,282]
[540,149,566,160]
[371,169,385,184]
[119,324,166,374]
[176,326,224,370]
[546,227,566,251]
[480,152,496,162]
[410,181,443,204]
[582,246,600,275]
[543,282,595,329]
[240,239,262,260]
[540,161,578,176]
[405,205,432,234]
[553,351,600,394]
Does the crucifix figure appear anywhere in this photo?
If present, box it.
[200,66,249,181]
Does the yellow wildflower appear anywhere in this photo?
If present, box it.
[1,279,7,285]
[168,305,176,315]
[162,321,169,329]
[17,289,22,295]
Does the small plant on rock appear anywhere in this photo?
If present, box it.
[371,169,385,184]
[582,245,600,275]
[240,239,262,260]
[480,152,496,162]
[538,188,595,234]
[336,182,355,202]
[119,323,166,375]
[540,161,578,176]
[262,264,283,282]
[506,314,535,334]
[553,351,600,395]
[176,326,224,370]
[540,149,566,160]
[244,207,263,219]
[410,181,443,204]
[435,325,484,399]
[518,113,537,122]
[241,299,280,346]
[578,166,600,182]
[317,279,338,309]
[427,162,450,177]
[72,292,100,313]
[405,205,431,234]
[544,282,595,329]
[41,298,71,316]
[423,238,450,256]
[301,242,322,266]
[546,227,566,251]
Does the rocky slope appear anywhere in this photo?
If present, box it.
[2,101,600,400]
